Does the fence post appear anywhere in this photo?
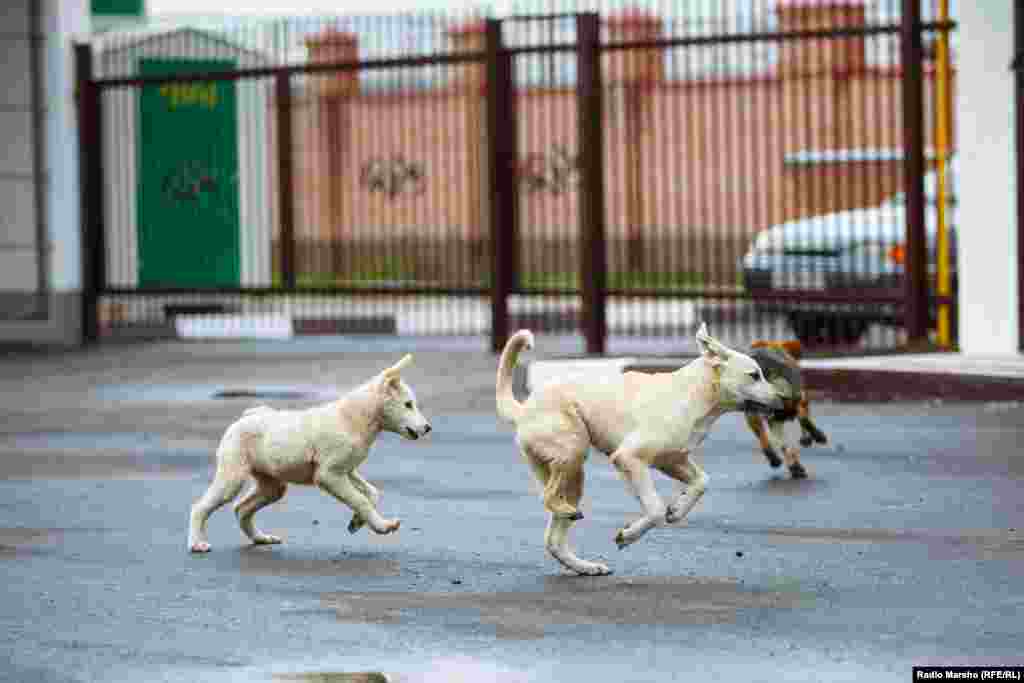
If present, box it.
[275,72,297,289]
[75,43,103,345]
[900,0,929,344]
[577,12,607,354]
[486,19,518,353]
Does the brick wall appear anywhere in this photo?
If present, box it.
[277,2,954,284]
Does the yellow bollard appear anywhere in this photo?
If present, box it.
[934,0,953,347]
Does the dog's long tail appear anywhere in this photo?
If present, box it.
[496,329,535,424]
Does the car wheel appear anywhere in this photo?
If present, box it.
[788,313,866,346]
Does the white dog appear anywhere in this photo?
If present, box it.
[188,355,431,553]
[495,323,782,575]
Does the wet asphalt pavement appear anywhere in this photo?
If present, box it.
[1,338,1023,682]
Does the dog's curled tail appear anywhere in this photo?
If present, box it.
[496,329,534,424]
[242,405,271,417]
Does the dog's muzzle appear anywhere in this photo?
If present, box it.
[742,400,777,416]
[746,401,798,421]
[406,424,431,440]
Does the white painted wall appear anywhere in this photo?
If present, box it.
[0,0,40,293]
[44,0,89,292]
[956,2,1020,354]
[0,0,88,345]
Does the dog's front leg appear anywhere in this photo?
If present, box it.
[316,467,400,535]
[797,394,828,447]
[746,412,782,468]
[767,419,807,479]
[662,457,708,525]
[610,448,667,549]
[346,470,381,534]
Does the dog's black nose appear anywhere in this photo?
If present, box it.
[423,424,432,434]
[406,427,419,440]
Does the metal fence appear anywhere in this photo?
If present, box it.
[77,1,956,354]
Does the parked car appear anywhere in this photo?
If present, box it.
[742,162,958,345]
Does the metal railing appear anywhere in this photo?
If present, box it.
[77,2,956,353]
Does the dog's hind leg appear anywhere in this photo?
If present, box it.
[797,394,828,447]
[746,412,782,468]
[188,441,248,553]
[661,457,708,526]
[234,473,287,545]
[522,443,606,575]
[544,512,610,576]
[520,440,585,520]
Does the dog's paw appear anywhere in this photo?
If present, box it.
[252,533,282,545]
[574,561,612,576]
[813,432,828,445]
[789,462,808,479]
[799,435,814,448]
[375,518,401,535]
[665,505,688,526]
[763,447,783,468]
[615,527,643,550]
[348,514,366,534]
[189,541,211,553]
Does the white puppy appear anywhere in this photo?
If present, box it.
[496,323,782,575]
[188,355,431,553]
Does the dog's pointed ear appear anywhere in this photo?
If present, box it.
[695,322,728,366]
[379,354,413,390]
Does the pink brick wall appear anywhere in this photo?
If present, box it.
[284,66,952,247]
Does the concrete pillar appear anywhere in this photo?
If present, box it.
[0,0,89,346]
[955,3,1019,354]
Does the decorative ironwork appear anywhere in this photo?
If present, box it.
[520,144,580,195]
[359,156,426,199]
[161,160,219,202]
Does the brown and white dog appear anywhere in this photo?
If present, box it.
[187,355,431,553]
[495,323,783,576]
[744,340,828,479]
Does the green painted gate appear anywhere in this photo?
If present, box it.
[137,58,240,287]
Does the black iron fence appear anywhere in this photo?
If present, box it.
[77,1,956,354]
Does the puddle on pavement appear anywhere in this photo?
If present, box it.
[0,527,61,558]
[319,575,809,639]
[726,524,1024,559]
[274,673,391,682]
[752,475,831,497]
[0,431,208,480]
[236,550,400,577]
[93,383,338,403]
[213,389,325,401]
[269,655,535,683]
[0,453,200,480]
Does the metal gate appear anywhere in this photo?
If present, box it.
[77,2,955,354]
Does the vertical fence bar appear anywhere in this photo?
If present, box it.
[900,0,929,344]
[76,43,103,345]
[486,19,518,353]
[577,12,607,354]
[275,71,297,290]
